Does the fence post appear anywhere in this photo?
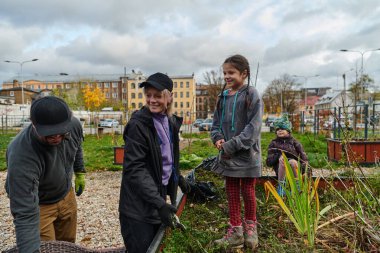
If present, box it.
[364,104,368,140]
[372,103,376,135]
[334,107,338,139]
[314,109,318,135]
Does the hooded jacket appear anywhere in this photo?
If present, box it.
[119,106,183,224]
[5,116,85,253]
[266,134,308,176]
[211,85,263,178]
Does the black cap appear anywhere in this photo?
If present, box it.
[31,96,72,136]
[139,72,173,92]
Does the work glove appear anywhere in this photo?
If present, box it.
[74,172,85,196]
[179,176,191,194]
[158,203,177,228]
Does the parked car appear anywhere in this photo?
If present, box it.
[21,118,31,128]
[370,115,379,126]
[100,119,119,128]
[98,119,106,127]
[265,116,279,127]
[193,119,204,127]
[322,120,333,130]
[199,118,213,131]
[14,118,31,128]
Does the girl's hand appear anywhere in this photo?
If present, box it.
[215,139,225,150]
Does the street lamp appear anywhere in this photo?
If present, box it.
[340,48,380,101]
[4,58,39,105]
[342,68,354,104]
[292,74,319,112]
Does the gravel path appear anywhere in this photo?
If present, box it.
[0,171,124,251]
[1,166,378,251]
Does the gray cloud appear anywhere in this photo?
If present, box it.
[1,0,380,93]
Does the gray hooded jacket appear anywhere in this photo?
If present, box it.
[211,85,262,178]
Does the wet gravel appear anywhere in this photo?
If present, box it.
[0,171,124,251]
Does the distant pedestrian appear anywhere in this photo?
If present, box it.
[211,54,263,250]
[266,114,308,196]
[119,72,191,253]
[5,96,86,252]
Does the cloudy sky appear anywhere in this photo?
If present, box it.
[1,0,380,93]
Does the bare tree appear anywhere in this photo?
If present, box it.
[202,69,225,113]
[263,74,300,114]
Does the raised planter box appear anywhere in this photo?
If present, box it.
[113,146,124,165]
[327,138,380,165]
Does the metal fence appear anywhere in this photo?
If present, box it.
[294,103,380,140]
[0,113,125,135]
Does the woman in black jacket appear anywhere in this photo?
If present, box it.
[266,114,308,197]
[119,73,190,253]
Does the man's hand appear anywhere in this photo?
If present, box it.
[178,176,191,194]
[74,172,85,196]
[158,203,177,228]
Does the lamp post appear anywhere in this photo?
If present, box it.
[292,74,319,112]
[340,48,380,101]
[4,58,39,105]
[342,68,354,105]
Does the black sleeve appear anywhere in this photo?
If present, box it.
[122,121,166,209]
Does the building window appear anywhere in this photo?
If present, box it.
[186,102,190,107]
[132,103,136,109]
[112,93,118,98]
[10,91,14,96]
[138,102,143,108]
[180,82,183,88]
[180,92,183,98]
[106,93,110,98]
[112,82,118,88]
[174,82,177,88]
[98,83,102,88]
[186,91,189,98]
[131,93,136,98]
[105,82,110,88]
[131,83,136,89]
[174,92,177,98]
[180,102,183,108]
[122,88,127,93]
[138,93,143,99]
[186,81,189,88]
[174,102,178,108]
[65,84,70,89]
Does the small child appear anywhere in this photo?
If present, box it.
[211,54,262,249]
[266,114,308,196]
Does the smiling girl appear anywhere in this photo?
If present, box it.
[211,54,263,249]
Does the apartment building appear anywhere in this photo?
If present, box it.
[2,71,196,123]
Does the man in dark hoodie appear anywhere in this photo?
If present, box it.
[266,114,308,196]
[5,96,85,253]
[119,72,190,253]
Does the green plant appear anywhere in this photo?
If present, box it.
[264,153,335,247]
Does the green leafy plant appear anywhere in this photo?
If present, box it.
[264,153,335,247]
